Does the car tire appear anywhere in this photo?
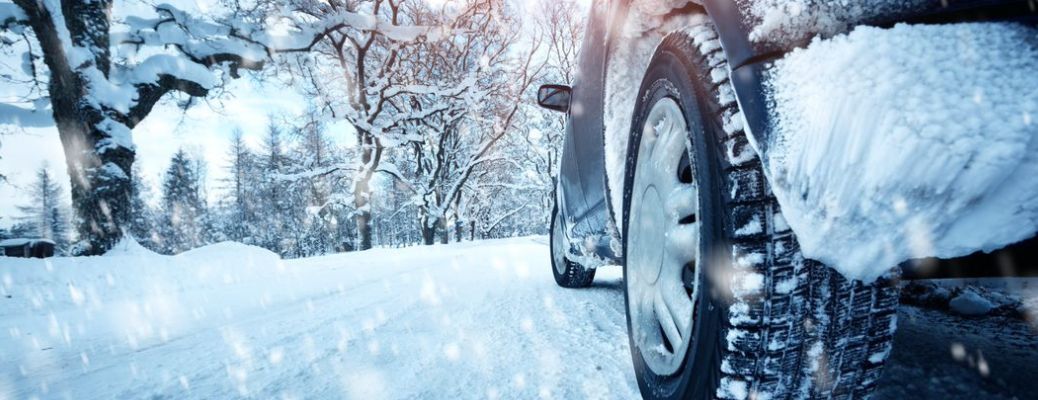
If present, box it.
[620,24,900,400]
[551,204,596,288]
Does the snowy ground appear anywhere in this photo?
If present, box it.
[1,238,1036,399]
[0,238,640,399]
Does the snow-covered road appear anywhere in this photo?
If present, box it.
[2,238,1036,399]
[0,238,640,399]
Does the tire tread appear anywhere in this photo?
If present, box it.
[657,26,900,400]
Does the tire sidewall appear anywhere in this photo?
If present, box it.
[622,42,731,400]
[551,202,597,287]
[550,203,567,284]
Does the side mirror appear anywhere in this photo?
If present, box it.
[537,84,572,113]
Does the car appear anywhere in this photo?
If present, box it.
[537,1,1038,399]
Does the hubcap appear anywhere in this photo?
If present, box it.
[627,97,701,376]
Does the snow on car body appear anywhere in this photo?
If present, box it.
[538,0,1037,399]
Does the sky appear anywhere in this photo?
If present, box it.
[0,0,590,228]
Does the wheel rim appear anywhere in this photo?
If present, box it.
[627,97,700,376]
[552,212,568,275]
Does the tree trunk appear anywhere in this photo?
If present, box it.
[55,110,135,255]
[353,135,381,251]
[421,219,436,246]
[20,0,132,255]
[355,200,372,251]
[438,217,449,245]
[17,1,264,254]
[353,170,373,251]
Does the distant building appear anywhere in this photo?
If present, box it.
[0,238,56,258]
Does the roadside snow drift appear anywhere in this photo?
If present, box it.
[0,240,287,351]
[763,23,1038,282]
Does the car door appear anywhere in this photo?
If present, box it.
[559,0,612,245]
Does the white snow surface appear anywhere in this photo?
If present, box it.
[764,22,1038,282]
[0,237,639,399]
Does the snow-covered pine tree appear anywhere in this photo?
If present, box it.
[221,129,260,245]
[127,163,159,249]
[218,117,352,258]
[290,111,340,256]
[7,222,34,238]
[15,165,70,253]
[158,149,210,254]
[258,119,290,254]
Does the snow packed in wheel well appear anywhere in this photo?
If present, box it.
[763,22,1038,282]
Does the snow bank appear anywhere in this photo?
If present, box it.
[764,23,1038,282]
[104,236,159,256]
[0,239,287,349]
[2,240,283,310]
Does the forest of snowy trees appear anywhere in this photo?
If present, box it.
[0,0,584,257]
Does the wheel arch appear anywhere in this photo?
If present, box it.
[697,0,774,159]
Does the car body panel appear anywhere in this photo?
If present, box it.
[555,0,618,261]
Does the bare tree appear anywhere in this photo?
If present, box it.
[229,0,461,250]
[369,0,545,245]
[537,0,584,85]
